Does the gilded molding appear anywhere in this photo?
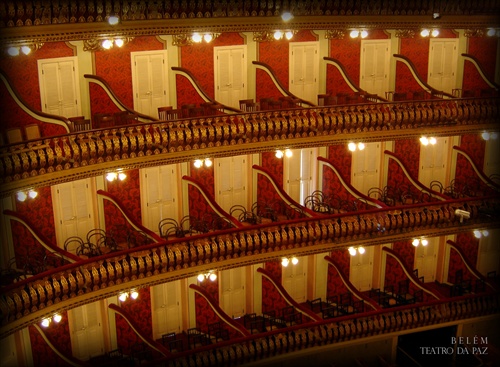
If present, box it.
[325,29,346,39]
[395,29,416,38]
[464,28,485,37]
[172,33,194,46]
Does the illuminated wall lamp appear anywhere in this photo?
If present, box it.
[275,149,293,158]
[194,158,213,168]
[106,171,127,181]
[348,246,365,256]
[481,131,498,141]
[473,230,489,239]
[197,271,217,282]
[281,257,299,267]
[348,142,365,152]
[16,189,38,202]
[119,290,139,302]
[420,136,437,145]
[350,30,368,38]
[41,313,62,327]
[412,238,428,247]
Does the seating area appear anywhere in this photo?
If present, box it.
[4,124,42,144]
[157,102,225,121]
[259,96,302,110]
[304,190,370,214]
[93,111,139,129]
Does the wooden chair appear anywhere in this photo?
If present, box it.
[393,92,407,101]
[24,124,41,140]
[166,109,182,120]
[93,113,115,128]
[69,116,91,132]
[158,106,173,120]
[239,99,253,111]
[6,127,23,144]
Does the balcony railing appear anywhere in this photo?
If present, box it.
[1,97,498,197]
[1,195,499,338]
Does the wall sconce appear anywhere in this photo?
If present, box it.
[119,290,139,302]
[191,33,219,43]
[412,238,429,247]
[198,271,217,282]
[101,38,126,50]
[273,30,295,40]
[481,131,498,141]
[486,28,500,37]
[108,15,120,26]
[16,189,38,202]
[348,246,365,256]
[350,30,368,38]
[275,149,293,158]
[420,136,437,145]
[193,158,213,168]
[348,142,365,152]
[281,257,299,267]
[41,313,62,327]
[420,29,439,37]
[106,171,127,182]
[281,12,294,22]
[473,230,489,239]
[7,45,33,56]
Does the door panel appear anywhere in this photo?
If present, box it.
[360,41,390,97]
[414,238,438,282]
[350,246,374,291]
[282,257,307,303]
[428,39,458,93]
[418,137,448,187]
[351,142,381,195]
[70,302,104,360]
[152,281,182,339]
[215,155,248,212]
[215,46,247,109]
[220,268,246,318]
[289,42,319,103]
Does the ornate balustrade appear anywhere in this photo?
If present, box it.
[1,195,499,338]
[1,98,498,197]
[155,292,500,367]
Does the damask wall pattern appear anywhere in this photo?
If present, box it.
[322,145,352,196]
[394,138,420,180]
[257,152,284,204]
[392,240,415,269]
[88,83,122,123]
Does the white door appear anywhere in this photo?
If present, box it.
[484,138,500,177]
[0,333,17,367]
[131,50,168,118]
[350,246,374,291]
[360,40,390,97]
[282,257,307,303]
[418,137,448,188]
[289,42,319,103]
[414,237,438,282]
[351,142,381,195]
[214,46,247,109]
[285,148,317,205]
[152,280,182,339]
[38,57,81,117]
[215,155,248,212]
[220,268,246,318]
[477,229,500,276]
[141,165,179,234]
[52,178,95,248]
[428,39,458,94]
[70,302,104,360]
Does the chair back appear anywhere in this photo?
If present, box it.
[158,106,173,120]
[24,124,41,140]
[6,127,23,144]
[94,113,115,128]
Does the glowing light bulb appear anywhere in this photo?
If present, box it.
[473,230,482,238]
[420,29,430,37]
[360,30,368,38]
[281,258,290,267]
[348,247,357,256]
[358,142,365,150]
[102,39,113,49]
[358,246,365,254]
[285,31,294,40]
[108,15,120,25]
[118,172,127,181]
[28,190,38,199]
[16,191,27,202]
[429,137,437,145]
[285,149,293,157]
[274,30,283,40]
[106,172,117,181]
[487,28,496,37]
[291,257,299,265]
[348,142,357,151]
[482,230,489,237]
[7,47,19,56]
[491,132,498,140]
[41,318,51,327]
[420,136,429,145]
[350,30,359,38]
[209,273,217,281]
[197,274,205,282]
[482,132,490,140]
[421,239,428,246]
[431,29,440,37]
[192,33,202,43]
[275,150,284,158]
[203,33,213,43]
[114,38,124,47]
[412,239,420,247]
[53,314,62,323]
[281,12,293,22]
[119,293,128,302]
[204,158,213,167]
[130,291,139,299]
[20,46,31,55]
[194,160,203,168]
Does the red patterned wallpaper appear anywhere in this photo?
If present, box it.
[455,134,486,190]
[88,83,121,123]
[384,254,407,289]
[462,36,498,92]
[195,279,219,330]
[29,311,71,367]
[447,247,472,283]
[116,287,152,355]
[326,251,351,299]
[262,261,287,313]
[187,162,217,222]
[257,152,284,204]
[322,145,353,200]
[395,62,426,95]
[330,37,361,87]
[399,37,430,84]
[394,138,420,180]
[392,240,415,269]
[455,233,479,268]
[103,169,142,242]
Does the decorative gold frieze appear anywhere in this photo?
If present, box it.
[395,29,416,38]
[325,29,346,39]
[464,29,485,37]
[172,34,194,46]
